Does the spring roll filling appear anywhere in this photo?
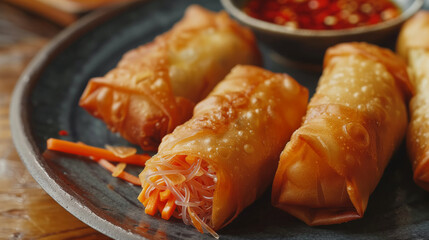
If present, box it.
[139,155,218,238]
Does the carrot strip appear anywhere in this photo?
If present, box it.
[47,138,150,166]
[105,145,137,158]
[145,189,160,216]
[112,163,127,177]
[143,198,149,207]
[188,207,204,234]
[98,159,141,185]
[141,184,149,198]
[138,190,146,205]
[157,201,166,213]
[185,155,198,165]
[159,189,171,202]
[162,196,176,220]
[139,184,151,207]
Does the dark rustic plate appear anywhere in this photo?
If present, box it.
[10,0,429,239]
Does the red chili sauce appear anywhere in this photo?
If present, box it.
[243,0,401,30]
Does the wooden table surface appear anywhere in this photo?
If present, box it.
[0,3,110,239]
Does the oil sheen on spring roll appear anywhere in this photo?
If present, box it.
[138,65,308,237]
[79,5,261,151]
[272,43,412,226]
[397,11,429,191]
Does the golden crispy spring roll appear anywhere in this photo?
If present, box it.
[397,11,429,191]
[79,5,261,150]
[138,65,308,237]
[272,43,412,226]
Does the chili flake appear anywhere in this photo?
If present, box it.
[58,130,69,136]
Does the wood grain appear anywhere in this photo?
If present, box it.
[0,3,109,239]
[4,0,77,26]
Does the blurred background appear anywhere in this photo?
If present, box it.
[1,0,429,239]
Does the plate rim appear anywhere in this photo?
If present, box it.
[10,1,151,239]
[10,1,429,239]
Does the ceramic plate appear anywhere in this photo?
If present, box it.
[10,0,429,239]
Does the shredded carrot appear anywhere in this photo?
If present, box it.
[159,189,171,202]
[105,144,137,158]
[162,196,176,220]
[140,184,149,199]
[138,190,146,204]
[46,138,150,166]
[188,207,204,234]
[147,175,166,186]
[145,189,160,216]
[185,155,198,165]
[139,184,177,220]
[112,163,127,177]
[170,155,185,166]
[98,159,141,185]
[138,186,150,206]
[157,201,167,213]
[143,198,149,206]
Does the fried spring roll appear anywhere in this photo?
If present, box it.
[272,43,412,225]
[138,65,308,236]
[397,11,429,191]
[79,5,261,150]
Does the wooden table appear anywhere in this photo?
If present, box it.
[0,3,110,239]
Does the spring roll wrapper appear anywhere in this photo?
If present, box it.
[397,11,429,191]
[79,5,261,150]
[140,65,308,230]
[272,43,412,226]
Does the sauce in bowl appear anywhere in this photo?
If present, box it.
[243,0,401,30]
